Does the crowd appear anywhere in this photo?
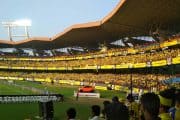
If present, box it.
[0,47,179,68]
[0,38,179,119]
[0,71,174,91]
[65,88,179,120]
[1,36,179,58]
[0,37,179,68]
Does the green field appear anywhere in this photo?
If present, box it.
[0,80,126,120]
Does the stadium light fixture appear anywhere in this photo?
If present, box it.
[2,19,32,41]
[13,19,32,26]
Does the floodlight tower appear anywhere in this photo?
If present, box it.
[2,21,13,41]
[2,19,31,41]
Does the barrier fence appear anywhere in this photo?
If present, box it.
[0,94,63,103]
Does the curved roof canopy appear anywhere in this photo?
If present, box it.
[0,0,180,49]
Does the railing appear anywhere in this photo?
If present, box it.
[0,94,63,103]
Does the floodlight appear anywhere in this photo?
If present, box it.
[2,19,32,41]
[13,19,32,26]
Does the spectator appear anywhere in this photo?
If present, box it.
[159,88,174,120]
[126,94,139,120]
[66,107,76,120]
[140,92,161,120]
[169,90,180,120]
[101,100,110,119]
[174,91,180,120]
[89,105,104,120]
[106,96,129,120]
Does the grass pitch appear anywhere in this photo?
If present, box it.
[0,80,126,120]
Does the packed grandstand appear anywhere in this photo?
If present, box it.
[0,0,180,120]
[0,35,179,92]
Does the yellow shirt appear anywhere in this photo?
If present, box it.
[159,113,171,120]
[175,108,180,120]
[127,101,139,119]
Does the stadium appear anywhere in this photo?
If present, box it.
[0,0,180,120]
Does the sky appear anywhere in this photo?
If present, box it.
[0,0,120,41]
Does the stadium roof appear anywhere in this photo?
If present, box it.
[0,0,180,49]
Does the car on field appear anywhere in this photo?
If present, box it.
[79,86,95,93]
